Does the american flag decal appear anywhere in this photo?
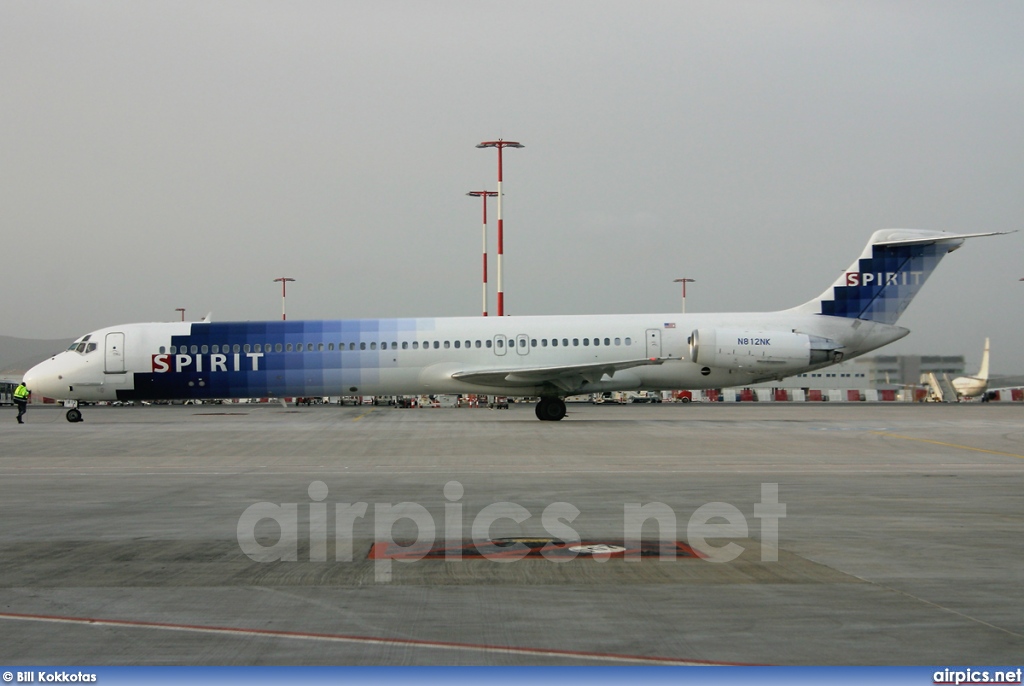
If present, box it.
[663,322,676,329]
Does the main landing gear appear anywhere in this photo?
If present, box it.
[535,396,567,421]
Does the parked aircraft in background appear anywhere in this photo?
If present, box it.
[951,337,991,399]
[24,229,1007,422]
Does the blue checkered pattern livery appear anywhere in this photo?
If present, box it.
[820,242,945,325]
[131,318,433,400]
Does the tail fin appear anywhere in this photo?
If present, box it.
[977,337,990,381]
[791,229,1008,325]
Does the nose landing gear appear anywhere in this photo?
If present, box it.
[64,400,83,423]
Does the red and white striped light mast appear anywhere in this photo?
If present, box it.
[476,139,523,316]
[273,277,295,321]
[673,278,696,313]
[467,190,498,316]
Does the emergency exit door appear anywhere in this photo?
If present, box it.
[646,329,662,359]
[516,334,530,355]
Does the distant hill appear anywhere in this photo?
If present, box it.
[0,336,74,378]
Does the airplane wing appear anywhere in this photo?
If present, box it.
[451,357,665,393]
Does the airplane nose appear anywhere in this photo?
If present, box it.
[22,365,43,395]
[23,358,62,400]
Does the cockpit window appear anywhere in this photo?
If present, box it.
[69,335,98,354]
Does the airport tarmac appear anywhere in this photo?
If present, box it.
[0,401,1021,665]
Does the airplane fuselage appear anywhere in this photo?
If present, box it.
[951,376,987,399]
[25,229,1006,421]
[27,312,908,404]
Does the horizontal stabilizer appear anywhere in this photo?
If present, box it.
[871,230,1013,247]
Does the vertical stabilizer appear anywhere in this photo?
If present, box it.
[790,229,1006,325]
[977,338,990,381]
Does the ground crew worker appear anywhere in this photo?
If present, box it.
[13,382,30,424]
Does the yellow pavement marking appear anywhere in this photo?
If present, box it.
[869,432,1024,460]
[353,408,375,421]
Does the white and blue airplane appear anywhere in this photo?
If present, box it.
[25,229,1006,422]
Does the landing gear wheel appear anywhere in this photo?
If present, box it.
[66,408,83,423]
[535,397,567,421]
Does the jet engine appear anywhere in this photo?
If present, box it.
[689,328,842,369]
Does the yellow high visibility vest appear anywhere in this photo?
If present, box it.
[13,385,29,401]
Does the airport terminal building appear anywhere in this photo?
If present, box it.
[784,354,965,391]
[740,353,969,402]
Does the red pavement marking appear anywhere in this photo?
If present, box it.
[0,610,748,665]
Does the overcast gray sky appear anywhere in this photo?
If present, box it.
[2,2,1021,373]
